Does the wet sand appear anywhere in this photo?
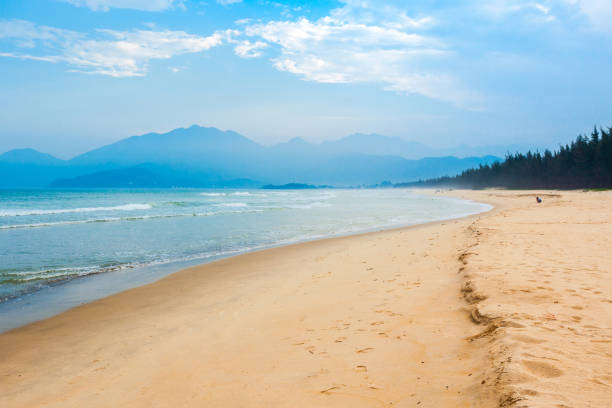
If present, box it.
[1,189,610,407]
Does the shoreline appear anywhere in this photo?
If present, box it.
[0,192,498,407]
[0,193,491,333]
[1,189,609,407]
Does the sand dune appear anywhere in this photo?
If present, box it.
[0,189,610,407]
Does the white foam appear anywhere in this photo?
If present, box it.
[200,192,226,197]
[230,192,268,197]
[0,215,170,229]
[0,203,152,217]
[0,208,266,229]
[288,202,332,209]
[216,202,248,208]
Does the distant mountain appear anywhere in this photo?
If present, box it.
[439,143,529,159]
[50,163,259,188]
[312,133,529,159]
[0,148,64,165]
[320,133,436,159]
[0,148,71,188]
[0,125,502,188]
[71,126,263,169]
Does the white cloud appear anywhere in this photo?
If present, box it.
[0,20,227,77]
[241,4,481,108]
[0,19,80,46]
[329,1,435,30]
[478,1,556,22]
[384,15,435,30]
[478,0,612,30]
[217,0,242,5]
[234,40,267,58]
[62,0,182,11]
[563,0,612,31]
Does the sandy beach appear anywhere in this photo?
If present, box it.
[1,190,610,407]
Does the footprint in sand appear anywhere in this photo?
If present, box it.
[356,347,374,354]
[522,360,563,378]
[320,384,346,394]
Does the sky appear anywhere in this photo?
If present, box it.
[0,0,611,158]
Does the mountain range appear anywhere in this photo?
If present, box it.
[0,126,501,188]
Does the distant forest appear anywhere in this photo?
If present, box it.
[402,126,612,189]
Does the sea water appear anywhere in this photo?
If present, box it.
[0,188,490,330]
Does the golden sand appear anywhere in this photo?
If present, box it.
[442,190,612,407]
[0,189,610,407]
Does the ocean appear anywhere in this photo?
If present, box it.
[0,188,490,330]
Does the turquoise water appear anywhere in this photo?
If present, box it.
[0,188,490,329]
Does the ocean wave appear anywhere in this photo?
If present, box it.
[200,192,226,197]
[215,202,248,208]
[1,266,103,284]
[0,209,264,230]
[0,203,152,217]
[229,191,266,197]
[1,215,177,229]
[287,202,332,209]
[0,262,139,290]
[0,244,266,292]
[158,201,205,207]
[290,193,336,201]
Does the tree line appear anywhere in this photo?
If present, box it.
[401,125,612,189]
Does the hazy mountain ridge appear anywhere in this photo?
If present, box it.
[270,133,525,160]
[1,126,501,188]
[320,133,437,159]
[50,163,260,188]
[0,148,65,165]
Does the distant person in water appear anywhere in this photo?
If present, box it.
[536,196,542,203]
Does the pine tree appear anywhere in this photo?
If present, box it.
[405,125,612,189]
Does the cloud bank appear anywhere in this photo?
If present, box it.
[0,20,226,77]
[62,0,182,11]
[2,0,611,107]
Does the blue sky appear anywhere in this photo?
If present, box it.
[0,0,611,158]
